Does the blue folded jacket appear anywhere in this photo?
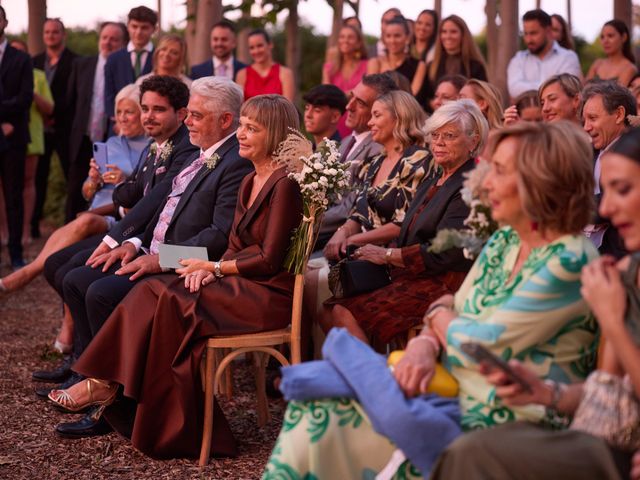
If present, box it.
[279,328,462,476]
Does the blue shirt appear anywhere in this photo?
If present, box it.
[90,134,148,209]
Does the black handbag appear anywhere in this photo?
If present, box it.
[328,246,392,299]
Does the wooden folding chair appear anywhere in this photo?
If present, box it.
[198,218,316,467]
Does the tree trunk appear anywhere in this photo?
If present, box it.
[326,0,344,61]
[27,0,46,56]
[567,0,572,34]
[185,0,197,66]
[434,0,442,17]
[535,0,541,9]
[614,0,632,29]
[193,0,222,65]
[495,0,519,105]
[485,0,498,82]
[285,1,301,101]
[157,0,163,35]
[236,7,251,65]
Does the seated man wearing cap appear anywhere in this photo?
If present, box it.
[303,84,348,149]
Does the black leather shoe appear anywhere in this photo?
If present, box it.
[32,356,72,383]
[35,372,84,400]
[55,406,113,439]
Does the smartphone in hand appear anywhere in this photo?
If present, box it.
[93,142,108,171]
[460,342,533,394]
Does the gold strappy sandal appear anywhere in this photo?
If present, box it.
[48,378,117,413]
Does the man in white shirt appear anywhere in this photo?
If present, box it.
[507,9,582,101]
[190,20,247,81]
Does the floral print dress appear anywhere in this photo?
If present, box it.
[350,145,432,231]
[263,228,599,480]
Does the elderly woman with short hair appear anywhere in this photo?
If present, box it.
[264,120,600,479]
[322,99,487,345]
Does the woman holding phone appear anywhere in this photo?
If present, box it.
[431,126,640,480]
[0,85,146,349]
[264,121,601,479]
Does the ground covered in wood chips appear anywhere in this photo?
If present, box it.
[0,233,286,479]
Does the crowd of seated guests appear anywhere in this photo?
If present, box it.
[1,3,639,478]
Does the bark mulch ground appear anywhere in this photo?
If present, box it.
[0,234,286,479]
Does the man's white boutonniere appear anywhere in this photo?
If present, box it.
[156,140,173,165]
[205,152,221,170]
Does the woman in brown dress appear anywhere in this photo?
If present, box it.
[47,94,303,458]
[323,99,489,345]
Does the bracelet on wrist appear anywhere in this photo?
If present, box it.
[408,333,441,356]
[385,248,393,264]
[424,304,449,328]
[543,380,566,411]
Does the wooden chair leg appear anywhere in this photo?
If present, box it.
[199,346,216,467]
[253,351,270,427]
[223,348,233,399]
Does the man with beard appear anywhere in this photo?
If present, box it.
[190,20,247,81]
[507,9,581,101]
[32,17,77,238]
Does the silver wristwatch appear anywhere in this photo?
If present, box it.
[213,261,224,278]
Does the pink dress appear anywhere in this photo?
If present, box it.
[324,60,368,137]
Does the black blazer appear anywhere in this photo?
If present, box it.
[190,57,247,81]
[67,55,100,164]
[398,158,476,275]
[33,47,77,132]
[104,48,153,119]
[108,124,198,244]
[139,134,253,258]
[0,45,33,147]
[112,124,195,209]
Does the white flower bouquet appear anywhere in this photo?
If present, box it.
[274,130,351,274]
[429,160,498,259]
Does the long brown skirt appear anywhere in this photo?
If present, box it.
[73,272,293,459]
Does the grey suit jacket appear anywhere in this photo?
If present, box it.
[318,131,382,240]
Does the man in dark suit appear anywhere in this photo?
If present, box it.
[0,6,34,267]
[104,6,157,131]
[65,22,127,222]
[190,19,247,81]
[34,75,197,386]
[31,18,77,238]
[581,81,633,259]
[54,77,251,438]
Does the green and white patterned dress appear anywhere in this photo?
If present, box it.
[263,228,599,480]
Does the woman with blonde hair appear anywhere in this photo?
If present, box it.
[460,79,504,129]
[539,73,582,124]
[323,90,431,263]
[427,15,487,95]
[136,34,191,87]
[322,24,368,91]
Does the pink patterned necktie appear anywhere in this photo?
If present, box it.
[217,62,228,78]
[149,153,206,255]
